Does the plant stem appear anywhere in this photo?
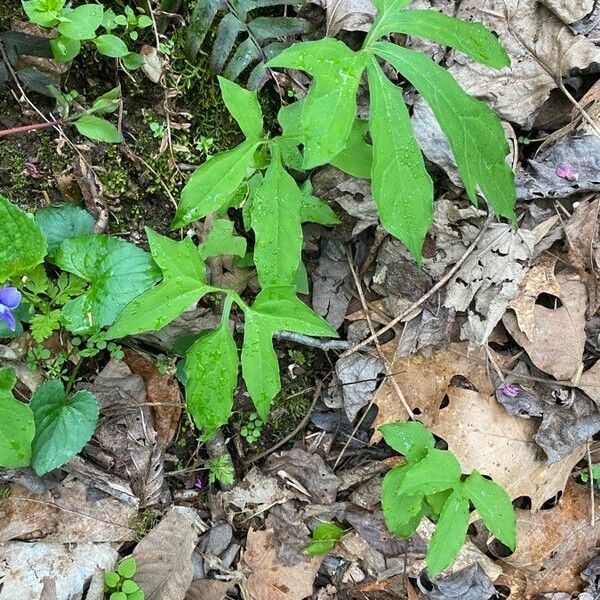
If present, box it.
[0,119,64,138]
[65,357,83,397]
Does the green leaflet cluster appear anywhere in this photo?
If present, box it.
[267,0,516,260]
[380,422,516,577]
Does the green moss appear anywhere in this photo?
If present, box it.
[129,507,157,540]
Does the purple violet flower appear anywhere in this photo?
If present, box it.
[555,164,578,182]
[0,287,22,331]
[499,383,523,398]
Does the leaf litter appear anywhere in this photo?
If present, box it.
[5,0,600,599]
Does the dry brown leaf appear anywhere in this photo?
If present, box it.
[321,0,376,36]
[451,0,600,127]
[242,528,321,600]
[133,507,205,600]
[503,271,587,380]
[371,343,493,442]
[429,387,584,510]
[0,479,135,543]
[507,255,560,339]
[579,360,600,403]
[185,579,234,600]
[124,349,182,449]
[565,197,600,315]
[499,481,600,597]
[539,0,594,23]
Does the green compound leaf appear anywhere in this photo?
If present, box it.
[330,118,373,179]
[74,115,123,143]
[463,470,516,550]
[0,194,46,282]
[0,367,34,468]
[427,487,469,577]
[35,204,95,255]
[379,421,435,462]
[250,286,338,338]
[55,234,160,334]
[367,59,434,261]
[398,448,462,496]
[370,10,510,68]
[304,522,345,556]
[94,34,129,58]
[241,311,280,420]
[218,76,263,141]
[381,465,424,538]
[107,229,214,339]
[251,151,303,288]
[57,4,104,40]
[374,42,516,221]
[185,323,239,440]
[30,379,99,476]
[199,218,247,259]
[173,139,257,229]
[267,39,367,168]
[299,181,340,226]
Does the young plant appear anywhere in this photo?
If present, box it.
[266,0,516,260]
[304,522,345,556]
[22,0,147,69]
[104,557,144,600]
[379,421,516,578]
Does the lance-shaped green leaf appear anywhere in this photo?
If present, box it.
[300,181,340,226]
[330,118,373,179]
[367,59,433,261]
[0,194,47,281]
[55,234,161,334]
[366,0,412,44]
[199,218,247,259]
[369,10,510,68]
[0,367,34,468]
[173,139,258,229]
[107,229,214,339]
[251,151,303,288]
[463,470,516,550]
[241,311,280,420]
[267,39,367,168]
[398,448,462,496]
[427,487,470,577]
[30,379,99,476]
[381,465,425,538]
[374,42,516,220]
[186,322,239,440]
[218,76,263,140]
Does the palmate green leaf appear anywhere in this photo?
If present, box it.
[330,118,373,179]
[267,39,367,168]
[369,10,510,68]
[218,76,263,141]
[463,470,516,550]
[172,140,258,229]
[199,218,247,259]
[4,204,47,275]
[186,323,239,439]
[55,234,160,334]
[379,421,435,462]
[35,204,95,255]
[251,151,303,288]
[107,229,214,339]
[398,448,462,495]
[427,487,470,577]
[367,59,433,261]
[374,42,516,220]
[0,194,47,282]
[381,465,424,538]
[30,379,99,475]
[0,368,34,468]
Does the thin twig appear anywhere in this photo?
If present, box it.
[588,440,596,527]
[342,213,495,357]
[246,382,323,464]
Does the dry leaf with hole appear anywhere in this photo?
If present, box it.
[371,343,493,441]
[242,528,322,600]
[133,507,205,600]
[451,0,600,127]
[428,387,584,510]
[503,271,587,380]
[565,197,600,315]
[498,481,600,597]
